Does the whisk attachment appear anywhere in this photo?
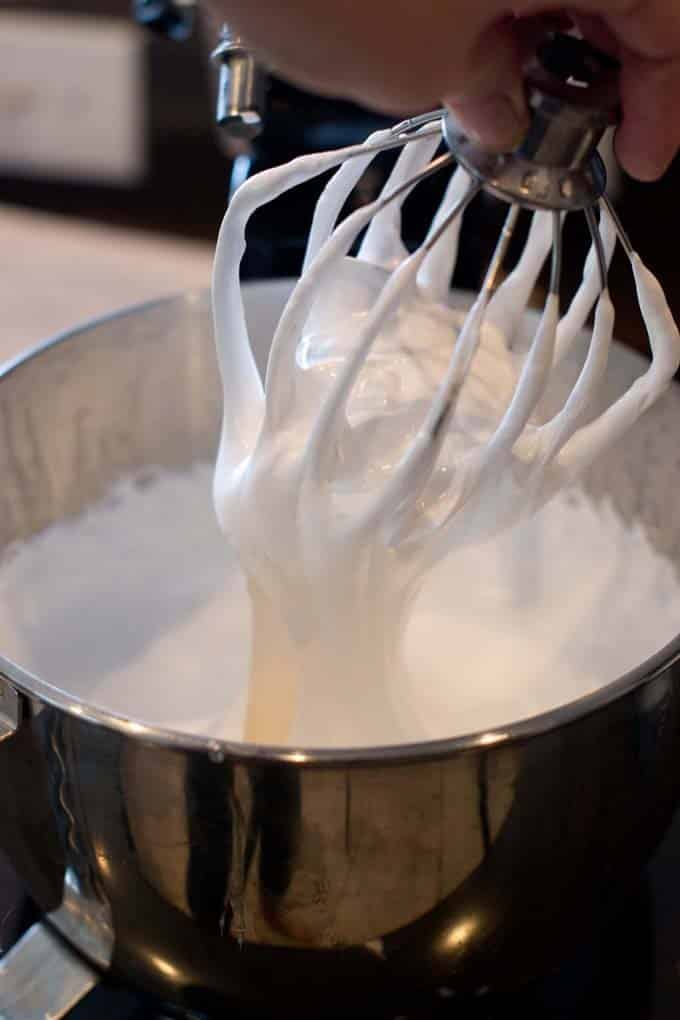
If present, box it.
[212,30,680,583]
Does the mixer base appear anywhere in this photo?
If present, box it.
[0,922,99,1020]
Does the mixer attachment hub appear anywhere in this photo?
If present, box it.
[441,115,607,212]
[443,32,620,211]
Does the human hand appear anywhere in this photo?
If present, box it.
[219,1,680,181]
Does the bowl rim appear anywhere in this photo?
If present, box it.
[2,285,679,767]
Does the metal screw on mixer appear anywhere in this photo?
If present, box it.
[211,25,266,142]
[130,0,266,144]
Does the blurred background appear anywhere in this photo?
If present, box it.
[1,0,678,355]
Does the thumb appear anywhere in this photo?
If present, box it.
[443,17,530,152]
[616,52,680,180]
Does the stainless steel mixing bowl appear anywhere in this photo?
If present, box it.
[1,283,680,1018]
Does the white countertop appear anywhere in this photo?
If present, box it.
[0,204,214,362]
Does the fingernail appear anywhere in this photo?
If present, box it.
[449,86,529,153]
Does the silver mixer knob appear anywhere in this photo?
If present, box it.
[211,26,266,141]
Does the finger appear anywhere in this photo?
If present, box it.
[444,16,531,151]
[445,13,574,152]
[602,1,680,180]
[616,52,680,179]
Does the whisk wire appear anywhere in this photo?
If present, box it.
[549,212,563,297]
[418,166,473,298]
[303,158,470,482]
[304,124,447,272]
[600,194,634,257]
[390,110,448,136]
[554,206,617,365]
[264,151,456,428]
[584,206,609,292]
[421,180,482,255]
[485,212,554,345]
[353,192,517,540]
[346,123,443,160]
[483,205,521,298]
[360,129,443,267]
